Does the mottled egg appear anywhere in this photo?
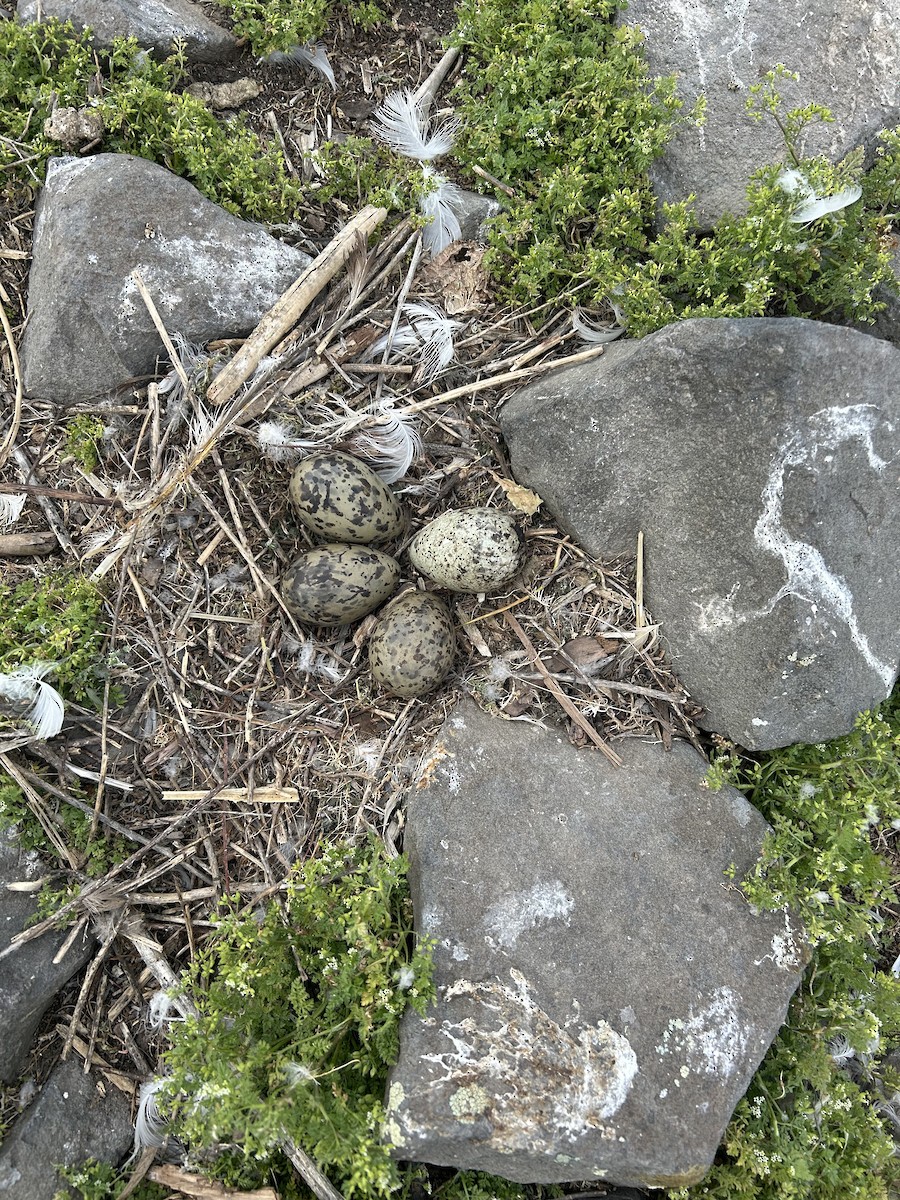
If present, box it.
[369,591,456,698]
[282,544,400,625]
[407,508,525,593]
[289,451,404,544]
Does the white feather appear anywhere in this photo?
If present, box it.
[0,493,26,527]
[371,90,459,161]
[0,662,65,741]
[133,1078,169,1152]
[778,168,862,223]
[419,166,463,256]
[148,989,179,1030]
[370,300,459,383]
[256,420,320,465]
[572,307,626,344]
[265,43,336,89]
[348,409,422,482]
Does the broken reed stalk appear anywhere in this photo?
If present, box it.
[413,46,460,110]
[0,296,23,469]
[207,204,388,407]
[132,270,193,397]
[399,343,607,415]
[504,611,623,767]
[280,1135,346,1200]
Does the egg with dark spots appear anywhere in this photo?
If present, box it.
[282,544,401,625]
[289,451,405,544]
[407,508,525,593]
[369,591,456,698]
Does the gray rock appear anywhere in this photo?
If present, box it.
[500,317,900,750]
[18,0,236,63]
[20,154,311,403]
[0,826,94,1084]
[618,1,900,225]
[453,189,501,244]
[386,701,806,1187]
[0,1058,133,1197]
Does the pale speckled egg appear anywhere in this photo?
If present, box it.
[369,591,456,698]
[289,451,405,544]
[282,543,400,625]
[407,508,525,593]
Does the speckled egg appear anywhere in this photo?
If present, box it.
[289,451,404,543]
[369,591,456,698]
[282,543,400,625]
[407,508,525,594]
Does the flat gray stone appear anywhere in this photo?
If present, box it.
[619,1,900,224]
[0,826,94,1084]
[500,317,900,750]
[0,1059,133,1197]
[21,155,311,403]
[386,701,806,1187]
[18,0,237,63]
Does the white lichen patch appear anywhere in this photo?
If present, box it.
[754,908,806,971]
[694,404,894,686]
[482,880,575,950]
[415,969,637,1151]
[656,986,747,1079]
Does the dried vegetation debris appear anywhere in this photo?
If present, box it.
[0,10,697,1147]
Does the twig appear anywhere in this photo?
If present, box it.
[470,163,516,198]
[11,445,74,553]
[0,531,57,556]
[0,480,121,506]
[413,46,461,110]
[504,612,622,767]
[148,1165,278,1200]
[398,344,607,415]
[281,1134,346,1200]
[0,296,23,469]
[132,270,192,398]
[207,204,388,407]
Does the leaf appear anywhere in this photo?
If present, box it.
[493,476,542,515]
[543,635,617,676]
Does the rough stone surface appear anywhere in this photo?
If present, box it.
[500,317,900,750]
[618,1,900,225]
[386,701,806,1187]
[0,826,94,1084]
[20,154,311,403]
[454,189,501,244]
[0,1058,133,1197]
[18,0,237,63]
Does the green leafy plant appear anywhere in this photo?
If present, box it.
[157,836,434,1196]
[65,415,106,472]
[670,695,900,1200]
[450,4,898,334]
[215,0,390,57]
[0,20,302,217]
[55,1160,167,1200]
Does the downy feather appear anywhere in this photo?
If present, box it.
[371,90,459,161]
[0,662,65,741]
[265,43,336,89]
[133,1078,169,1152]
[0,493,26,527]
[419,166,463,256]
[370,300,459,382]
[256,420,321,465]
[347,408,422,482]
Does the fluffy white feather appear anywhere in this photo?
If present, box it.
[0,662,65,741]
[348,408,422,482]
[133,1078,169,1152]
[371,90,459,161]
[419,166,463,256]
[370,300,459,383]
[256,420,321,465]
[265,42,336,89]
[0,493,26,527]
